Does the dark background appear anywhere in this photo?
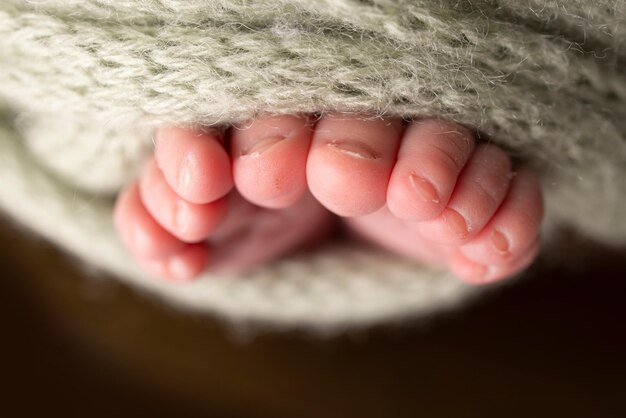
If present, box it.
[1,218,625,418]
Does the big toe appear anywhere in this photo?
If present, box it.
[231,114,313,208]
[306,114,403,217]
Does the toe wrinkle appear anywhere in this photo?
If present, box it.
[240,134,286,158]
[326,140,381,160]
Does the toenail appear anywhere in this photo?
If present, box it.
[409,172,440,203]
[491,230,510,255]
[443,208,469,239]
[327,140,380,160]
[240,135,286,158]
[178,155,192,190]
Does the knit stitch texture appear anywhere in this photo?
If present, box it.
[0,0,624,328]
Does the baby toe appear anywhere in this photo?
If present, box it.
[448,237,540,284]
[387,119,475,221]
[114,181,186,259]
[459,167,544,265]
[138,243,210,283]
[417,144,512,246]
[139,156,228,243]
[306,114,403,216]
[155,126,232,204]
[231,114,313,208]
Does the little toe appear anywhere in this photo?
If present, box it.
[448,237,540,284]
[387,119,475,221]
[231,114,313,208]
[139,156,228,243]
[306,114,403,216]
[138,243,210,283]
[155,126,233,204]
[114,181,186,259]
[418,144,512,246]
[459,167,544,265]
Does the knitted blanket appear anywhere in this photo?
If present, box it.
[0,0,624,329]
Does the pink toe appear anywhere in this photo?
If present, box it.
[114,181,186,259]
[155,126,233,204]
[231,114,313,208]
[460,168,544,265]
[449,238,540,285]
[417,144,512,246]
[387,119,476,221]
[138,243,210,282]
[306,114,403,217]
[139,156,228,242]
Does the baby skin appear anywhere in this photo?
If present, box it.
[114,114,543,284]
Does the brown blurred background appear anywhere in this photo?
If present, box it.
[1,217,625,418]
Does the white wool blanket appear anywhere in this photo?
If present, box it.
[0,0,623,329]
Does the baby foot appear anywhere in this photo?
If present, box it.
[114,126,334,282]
[231,114,544,284]
[115,113,543,285]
